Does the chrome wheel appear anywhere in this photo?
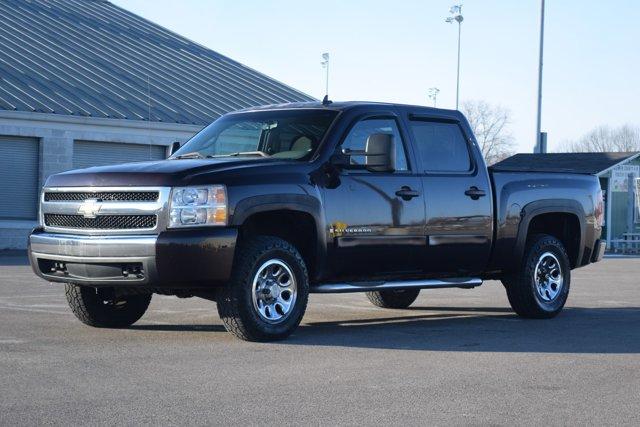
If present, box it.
[252,259,297,323]
[534,252,563,302]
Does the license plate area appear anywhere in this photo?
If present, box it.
[37,259,145,281]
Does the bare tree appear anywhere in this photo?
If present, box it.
[562,125,640,152]
[461,100,515,165]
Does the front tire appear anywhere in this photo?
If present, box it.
[65,284,151,328]
[366,289,420,309]
[502,234,571,318]
[216,236,309,342]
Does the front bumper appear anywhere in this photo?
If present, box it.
[28,228,238,288]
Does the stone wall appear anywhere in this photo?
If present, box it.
[0,111,203,249]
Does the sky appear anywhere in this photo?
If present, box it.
[112,0,640,153]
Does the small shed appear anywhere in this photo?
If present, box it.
[492,152,640,251]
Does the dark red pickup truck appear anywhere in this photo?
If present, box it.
[29,101,605,341]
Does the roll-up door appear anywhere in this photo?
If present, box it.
[73,140,166,169]
[0,136,39,220]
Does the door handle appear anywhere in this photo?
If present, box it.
[464,186,486,200]
[395,186,420,201]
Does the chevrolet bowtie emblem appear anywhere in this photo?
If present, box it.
[77,199,102,219]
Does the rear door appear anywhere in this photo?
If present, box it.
[405,115,492,275]
[321,113,426,278]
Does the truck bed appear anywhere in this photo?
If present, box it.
[490,152,638,175]
[486,169,602,273]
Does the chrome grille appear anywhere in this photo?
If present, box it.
[44,214,157,230]
[41,186,171,235]
[44,191,159,202]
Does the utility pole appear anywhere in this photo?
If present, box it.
[428,87,440,107]
[534,0,545,153]
[446,5,463,110]
[321,53,330,99]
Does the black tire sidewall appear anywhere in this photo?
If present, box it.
[228,240,309,340]
[524,237,571,314]
[368,289,420,309]
[66,284,151,328]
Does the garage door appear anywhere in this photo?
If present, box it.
[73,141,166,170]
[0,136,39,220]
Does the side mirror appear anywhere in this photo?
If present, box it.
[364,133,395,173]
[333,133,396,173]
[170,141,182,155]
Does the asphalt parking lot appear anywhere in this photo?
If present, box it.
[1,254,639,426]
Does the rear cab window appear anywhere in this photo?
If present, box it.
[408,120,472,173]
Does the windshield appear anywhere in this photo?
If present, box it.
[172,110,338,161]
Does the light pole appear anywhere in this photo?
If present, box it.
[428,87,440,107]
[445,4,463,110]
[321,52,330,100]
[534,0,545,153]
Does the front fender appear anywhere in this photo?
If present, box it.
[230,193,327,280]
[231,194,322,226]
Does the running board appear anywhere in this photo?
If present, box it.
[311,277,483,294]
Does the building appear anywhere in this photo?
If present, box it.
[493,152,640,251]
[0,0,314,249]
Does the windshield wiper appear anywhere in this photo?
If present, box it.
[172,152,205,159]
[174,151,271,159]
[210,151,270,158]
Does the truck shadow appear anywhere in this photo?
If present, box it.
[130,324,227,332]
[284,306,640,354]
[129,306,640,354]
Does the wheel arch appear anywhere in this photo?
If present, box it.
[514,199,585,269]
[231,194,326,282]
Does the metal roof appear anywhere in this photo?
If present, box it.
[235,100,455,112]
[491,152,640,175]
[0,0,315,125]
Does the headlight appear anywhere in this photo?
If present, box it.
[168,185,227,228]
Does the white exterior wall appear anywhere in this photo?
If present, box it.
[0,110,204,250]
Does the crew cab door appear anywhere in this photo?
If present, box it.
[321,114,426,279]
[405,115,492,275]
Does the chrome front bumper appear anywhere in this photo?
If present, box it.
[29,228,238,288]
[29,232,159,285]
[30,232,157,258]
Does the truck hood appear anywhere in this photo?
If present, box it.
[45,157,295,187]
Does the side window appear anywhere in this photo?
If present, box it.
[409,121,471,172]
[341,118,408,171]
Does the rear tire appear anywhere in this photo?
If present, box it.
[366,289,420,309]
[502,234,570,318]
[65,284,151,328]
[216,236,309,342]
